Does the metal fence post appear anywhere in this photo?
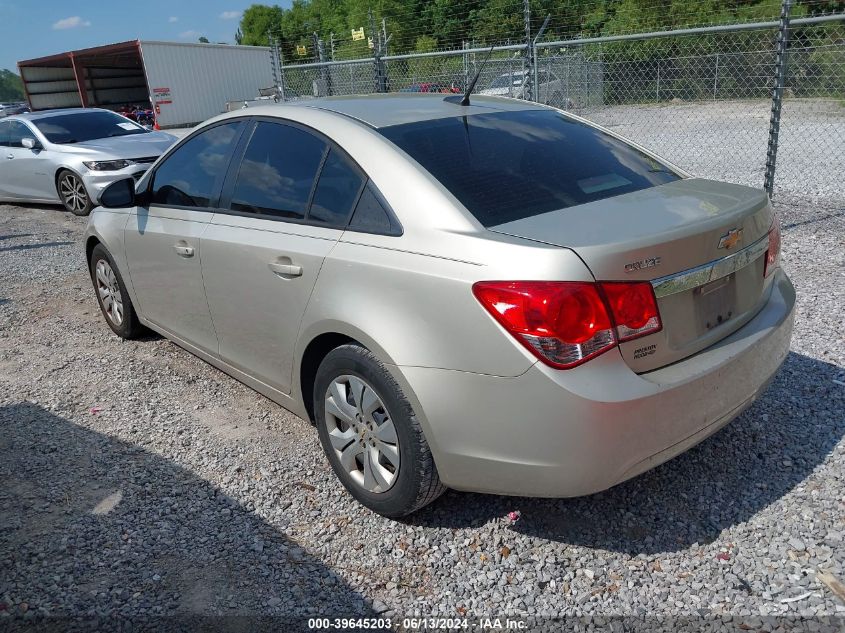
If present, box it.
[532,15,551,104]
[764,0,794,196]
[713,53,719,99]
[656,61,660,102]
[369,9,381,93]
[523,0,533,101]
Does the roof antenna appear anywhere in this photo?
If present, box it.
[446,45,495,106]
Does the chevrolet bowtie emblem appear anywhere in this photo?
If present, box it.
[718,228,743,250]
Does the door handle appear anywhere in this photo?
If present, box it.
[268,262,303,278]
[173,244,194,257]
[5,154,13,160]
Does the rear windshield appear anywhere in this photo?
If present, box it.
[378,109,681,227]
[32,111,147,144]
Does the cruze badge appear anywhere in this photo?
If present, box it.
[718,228,743,250]
[625,256,661,273]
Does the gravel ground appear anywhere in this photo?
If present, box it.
[583,99,845,205]
[1,103,844,630]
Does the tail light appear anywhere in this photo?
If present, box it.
[599,282,662,342]
[764,216,781,277]
[472,280,661,369]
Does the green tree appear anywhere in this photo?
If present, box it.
[198,36,210,43]
[0,70,24,101]
[241,4,285,46]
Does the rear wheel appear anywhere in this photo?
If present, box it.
[89,244,144,339]
[58,170,93,216]
[314,344,446,517]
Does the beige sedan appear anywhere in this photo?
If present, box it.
[84,94,794,517]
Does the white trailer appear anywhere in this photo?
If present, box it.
[18,40,274,128]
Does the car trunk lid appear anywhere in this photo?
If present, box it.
[489,178,775,372]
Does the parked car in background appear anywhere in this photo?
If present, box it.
[0,108,176,215]
[0,102,29,118]
[480,69,573,108]
[399,82,461,94]
[84,94,793,517]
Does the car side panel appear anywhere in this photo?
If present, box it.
[297,233,596,379]
[202,214,342,394]
[124,207,219,356]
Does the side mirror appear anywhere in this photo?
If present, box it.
[99,178,136,209]
[21,137,39,150]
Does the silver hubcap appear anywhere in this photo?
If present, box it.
[324,375,400,493]
[60,174,88,212]
[95,259,124,326]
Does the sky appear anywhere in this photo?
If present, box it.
[0,0,293,73]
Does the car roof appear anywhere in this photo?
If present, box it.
[15,108,112,121]
[294,93,546,128]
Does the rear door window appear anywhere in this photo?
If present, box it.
[0,121,9,147]
[308,148,365,226]
[228,121,327,220]
[379,109,681,227]
[151,121,243,208]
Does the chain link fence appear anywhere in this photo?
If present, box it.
[275,11,844,209]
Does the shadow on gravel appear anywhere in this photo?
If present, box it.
[0,233,35,241]
[0,403,382,631]
[410,352,845,555]
[0,241,74,253]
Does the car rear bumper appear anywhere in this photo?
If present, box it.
[397,268,795,497]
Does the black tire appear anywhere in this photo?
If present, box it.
[57,169,93,216]
[89,244,144,339]
[314,344,446,517]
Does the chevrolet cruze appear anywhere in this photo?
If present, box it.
[84,94,795,517]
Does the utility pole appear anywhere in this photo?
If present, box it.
[523,0,533,102]
[329,32,335,61]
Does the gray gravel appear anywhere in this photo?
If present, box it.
[1,159,844,626]
[585,99,845,205]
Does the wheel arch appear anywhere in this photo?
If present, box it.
[295,322,404,425]
[85,234,102,266]
[54,165,82,191]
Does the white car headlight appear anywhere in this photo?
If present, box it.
[83,160,132,171]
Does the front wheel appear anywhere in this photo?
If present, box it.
[57,170,93,216]
[89,244,144,339]
[314,344,446,517]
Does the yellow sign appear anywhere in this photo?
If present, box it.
[351,27,365,41]
[367,37,374,49]
[296,45,307,56]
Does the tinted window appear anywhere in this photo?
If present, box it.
[151,121,242,208]
[309,149,364,226]
[229,121,326,219]
[7,121,33,148]
[0,121,9,147]
[379,109,681,227]
[32,111,146,144]
[348,184,399,235]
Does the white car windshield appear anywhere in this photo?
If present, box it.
[32,111,147,144]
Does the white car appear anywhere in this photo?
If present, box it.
[480,68,572,108]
